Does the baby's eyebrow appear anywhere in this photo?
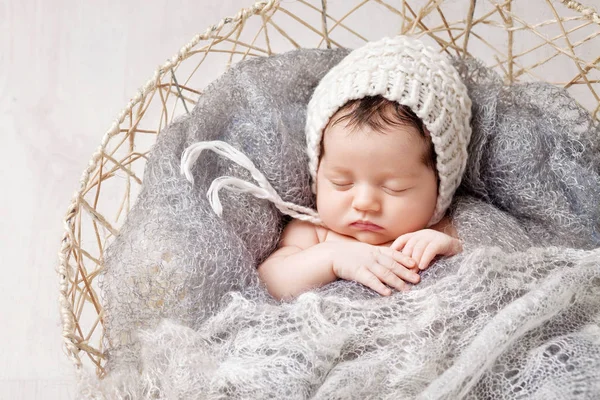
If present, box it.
[328,166,352,173]
[326,168,416,180]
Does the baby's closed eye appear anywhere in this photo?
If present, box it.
[331,180,352,186]
[330,180,353,189]
[383,186,408,193]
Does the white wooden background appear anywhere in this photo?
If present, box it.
[0,1,247,398]
[1,0,598,398]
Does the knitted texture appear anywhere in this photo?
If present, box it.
[306,36,472,225]
[87,49,600,399]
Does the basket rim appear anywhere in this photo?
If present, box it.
[56,0,280,371]
[56,0,600,373]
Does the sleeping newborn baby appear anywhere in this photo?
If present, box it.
[181,36,473,300]
[259,95,465,299]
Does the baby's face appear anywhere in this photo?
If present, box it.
[316,119,438,245]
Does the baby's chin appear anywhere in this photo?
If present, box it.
[348,230,395,246]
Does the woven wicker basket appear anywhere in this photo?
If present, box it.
[57,0,600,378]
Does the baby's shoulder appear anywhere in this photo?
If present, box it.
[279,219,323,249]
[279,219,356,247]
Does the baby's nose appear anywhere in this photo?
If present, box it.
[351,186,381,212]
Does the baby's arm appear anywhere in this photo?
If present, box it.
[258,219,420,300]
[257,220,337,300]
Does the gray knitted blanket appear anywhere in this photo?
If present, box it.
[84,49,600,399]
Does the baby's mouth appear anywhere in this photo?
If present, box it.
[350,221,383,231]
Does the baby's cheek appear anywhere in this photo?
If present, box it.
[316,191,346,228]
[315,192,330,221]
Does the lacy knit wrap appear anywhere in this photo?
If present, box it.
[84,48,600,399]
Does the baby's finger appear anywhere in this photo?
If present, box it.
[408,266,421,275]
[391,234,411,250]
[381,247,417,268]
[401,237,418,258]
[373,254,420,285]
[410,240,429,267]
[369,263,408,292]
[354,267,392,296]
[418,243,440,270]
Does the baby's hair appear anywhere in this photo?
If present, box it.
[324,95,436,170]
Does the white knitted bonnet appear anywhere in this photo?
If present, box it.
[180,35,471,227]
[306,35,472,225]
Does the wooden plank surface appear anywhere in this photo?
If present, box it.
[0,1,244,398]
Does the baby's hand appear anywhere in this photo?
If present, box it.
[391,229,462,271]
[329,241,420,296]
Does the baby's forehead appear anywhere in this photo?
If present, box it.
[321,133,426,164]
[318,118,435,171]
[324,162,420,178]
[321,120,428,149]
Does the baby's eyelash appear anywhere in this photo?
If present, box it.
[384,187,407,193]
[330,181,406,193]
[331,181,352,187]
